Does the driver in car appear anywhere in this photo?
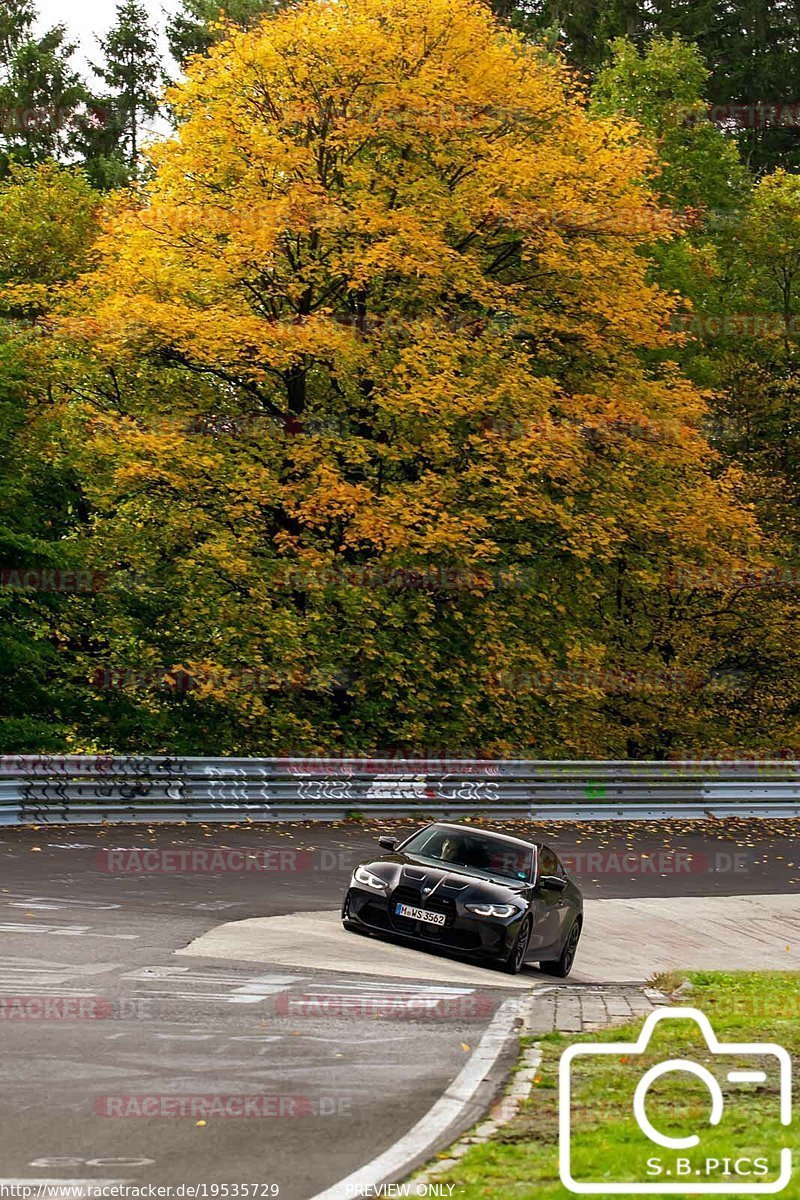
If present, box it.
[439,835,463,862]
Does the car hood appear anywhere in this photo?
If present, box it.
[362,852,529,903]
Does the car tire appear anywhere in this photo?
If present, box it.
[540,918,581,978]
[499,916,532,975]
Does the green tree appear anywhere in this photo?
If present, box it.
[635,148,800,757]
[0,163,99,751]
[591,36,749,214]
[166,0,278,69]
[693,172,800,538]
[0,0,88,172]
[93,1,162,173]
[494,0,800,172]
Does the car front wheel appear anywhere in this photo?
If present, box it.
[499,916,532,975]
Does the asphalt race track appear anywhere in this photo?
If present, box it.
[0,818,798,1198]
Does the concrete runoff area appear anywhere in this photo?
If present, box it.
[178,909,533,988]
[179,894,800,985]
[569,892,800,982]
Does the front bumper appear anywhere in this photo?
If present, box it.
[343,884,522,959]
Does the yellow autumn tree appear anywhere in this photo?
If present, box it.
[59,0,761,755]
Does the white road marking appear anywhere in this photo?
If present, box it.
[45,843,97,849]
[0,923,137,940]
[229,978,304,1003]
[1,894,122,911]
[0,958,121,995]
[29,1159,154,1169]
[0,987,97,997]
[122,965,305,1004]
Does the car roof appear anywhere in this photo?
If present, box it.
[426,821,541,852]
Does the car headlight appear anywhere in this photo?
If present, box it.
[465,903,518,918]
[353,865,387,891]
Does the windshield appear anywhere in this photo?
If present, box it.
[400,826,533,883]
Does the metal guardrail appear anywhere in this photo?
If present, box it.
[1,756,799,824]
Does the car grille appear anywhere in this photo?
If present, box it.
[389,885,457,940]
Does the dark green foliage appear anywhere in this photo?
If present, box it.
[493,0,800,172]
[166,0,280,68]
[92,0,162,171]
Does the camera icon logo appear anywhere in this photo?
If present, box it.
[559,1007,792,1195]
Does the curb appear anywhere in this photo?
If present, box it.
[306,995,528,1200]
[306,983,667,1200]
[414,984,669,1187]
[414,1038,544,1185]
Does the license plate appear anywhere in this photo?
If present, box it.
[395,903,446,925]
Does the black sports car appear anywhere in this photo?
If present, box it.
[342,821,583,975]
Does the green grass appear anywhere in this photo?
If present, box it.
[425,973,798,1198]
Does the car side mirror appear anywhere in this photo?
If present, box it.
[539,874,567,891]
[378,835,397,851]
